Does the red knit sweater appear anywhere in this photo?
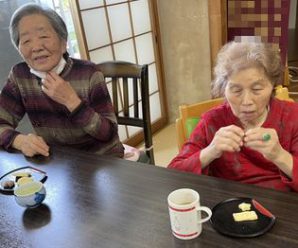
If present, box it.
[168,98,298,192]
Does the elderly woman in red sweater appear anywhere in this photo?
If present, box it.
[168,40,298,192]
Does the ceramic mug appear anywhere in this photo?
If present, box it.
[167,188,212,240]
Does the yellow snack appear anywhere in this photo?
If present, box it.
[238,202,251,211]
[12,172,31,177]
[17,177,34,186]
[233,210,258,222]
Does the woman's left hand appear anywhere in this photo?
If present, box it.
[244,127,293,178]
[41,71,82,112]
[244,127,283,161]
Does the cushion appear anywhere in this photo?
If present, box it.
[185,117,200,138]
[123,144,140,162]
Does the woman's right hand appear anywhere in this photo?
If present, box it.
[200,125,244,167]
[12,134,50,157]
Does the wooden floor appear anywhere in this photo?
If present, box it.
[152,123,178,167]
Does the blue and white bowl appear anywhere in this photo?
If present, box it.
[14,181,46,208]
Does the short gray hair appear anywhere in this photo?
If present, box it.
[211,41,283,98]
[9,3,68,48]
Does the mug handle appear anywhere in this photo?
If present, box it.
[197,206,212,224]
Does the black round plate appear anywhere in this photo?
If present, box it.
[210,197,276,238]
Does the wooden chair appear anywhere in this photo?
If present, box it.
[176,98,224,151]
[96,61,154,164]
[176,86,294,150]
[274,85,295,102]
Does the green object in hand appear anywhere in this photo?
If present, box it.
[185,117,200,138]
[262,133,271,142]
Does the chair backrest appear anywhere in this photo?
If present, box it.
[96,61,154,164]
[176,86,294,150]
[176,98,224,151]
[275,85,295,102]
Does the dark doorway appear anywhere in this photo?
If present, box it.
[288,0,298,91]
[0,0,34,89]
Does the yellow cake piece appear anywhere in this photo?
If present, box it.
[233,210,258,222]
[238,202,251,211]
[12,172,31,178]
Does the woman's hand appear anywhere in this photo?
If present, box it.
[12,134,50,157]
[42,72,81,112]
[244,127,293,177]
[244,127,282,160]
[200,125,245,168]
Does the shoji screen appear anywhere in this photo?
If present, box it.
[74,0,165,144]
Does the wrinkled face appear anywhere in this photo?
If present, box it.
[225,67,273,127]
[18,14,66,72]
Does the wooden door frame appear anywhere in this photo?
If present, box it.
[208,0,227,70]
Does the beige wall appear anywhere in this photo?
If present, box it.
[156,0,212,123]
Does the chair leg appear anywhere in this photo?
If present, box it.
[146,149,155,165]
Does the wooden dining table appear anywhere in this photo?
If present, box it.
[0,146,298,248]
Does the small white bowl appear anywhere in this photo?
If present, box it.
[14,181,46,208]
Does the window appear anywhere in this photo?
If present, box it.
[72,0,167,144]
